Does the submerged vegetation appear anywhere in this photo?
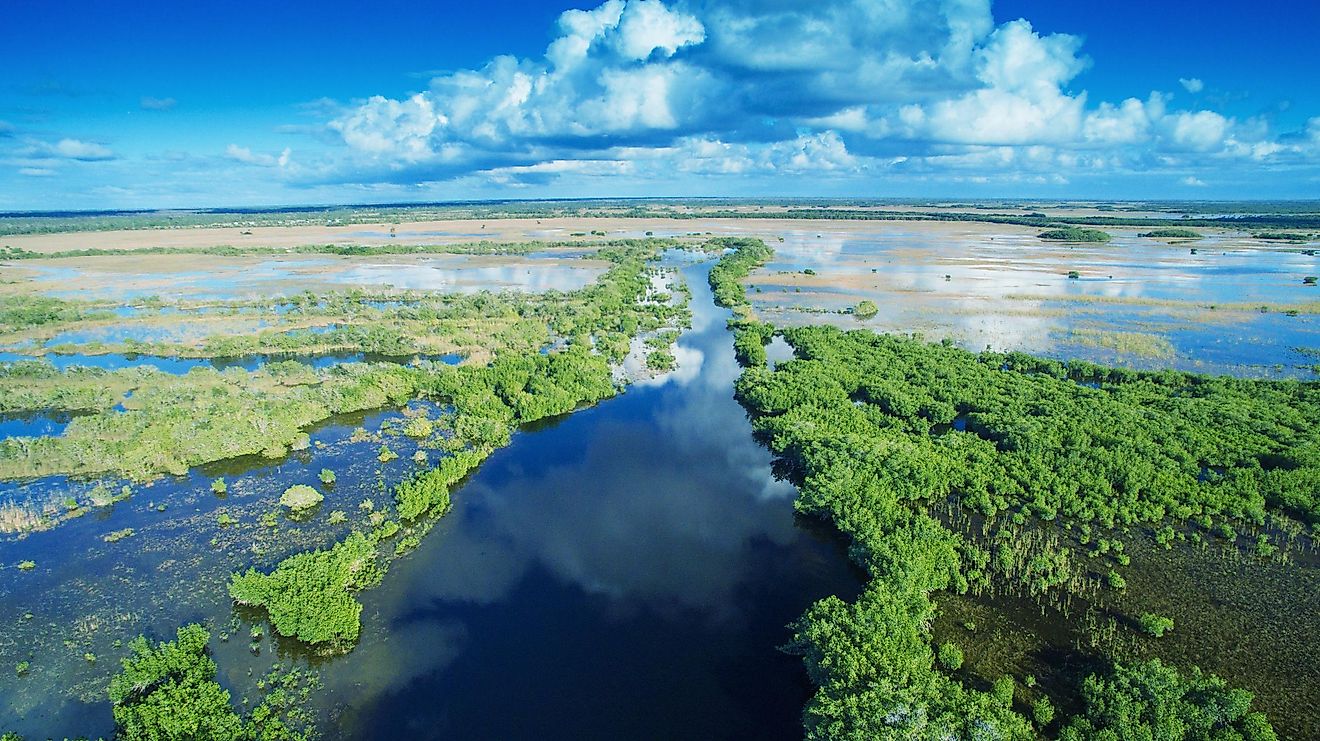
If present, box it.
[1,237,695,734]
[5,220,1316,738]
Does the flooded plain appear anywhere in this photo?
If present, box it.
[1,218,1317,738]
[0,261,862,739]
[746,225,1320,377]
[1,252,609,302]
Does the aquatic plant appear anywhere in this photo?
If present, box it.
[394,450,482,521]
[107,624,245,740]
[1039,227,1112,242]
[852,300,879,319]
[1139,228,1203,239]
[102,527,135,543]
[1059,660,1276,740]
[1138,612,1174,637]
[646,348,676,371]
[228,532,381,647]
[279,485,323,511]
[107,623,309,740]
[937,642,964,670]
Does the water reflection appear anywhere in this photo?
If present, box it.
[0,262,860,740]
[330,259,604,294]
[16,254,607,301]
[0,411,80,439]
[751,227,1320,376]
[318,262,860,739]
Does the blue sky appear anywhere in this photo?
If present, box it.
[2,0,1318,210]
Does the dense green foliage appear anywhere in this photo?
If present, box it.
[1059,660,1276,740]
[704,238,1290,739]
[107,624,245,740]
[1039,228,1112,242]
[394,450,481,520]
[1138,613,1175,638]
[707,237,774,312]
[852,300,879,319]
[738,327,1319,529]
[0,360,134,413]
[731,320,775,367]
[0,295,99,330]
[228,532,381,647]
[106,624,309,740]
[1138,229,1203,239]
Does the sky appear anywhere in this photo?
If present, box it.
[2,0,1318,210]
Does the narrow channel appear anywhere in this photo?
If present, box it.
[293,259,863,739]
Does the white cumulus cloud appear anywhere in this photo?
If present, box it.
[307,0,1313,191]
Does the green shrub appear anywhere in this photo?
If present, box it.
[228,532,380,647]
[937,642,964,671]
[1138,612,1174,637]
[1032,696,1055,726]
[1039,228,1111,242]
[107,624,244,740]
[1060,659,1275,740]
[279,485,322,511]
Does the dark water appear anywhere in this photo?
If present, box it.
[280,262,863,739]
[1,262,860,739]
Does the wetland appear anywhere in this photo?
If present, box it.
[0,206,1317,740]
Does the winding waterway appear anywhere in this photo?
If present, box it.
[0,261,862,739]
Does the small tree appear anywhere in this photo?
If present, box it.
[1033,697,1055,726]
[279,485,323,512]
[1138,613,1174,637]
[937,642,964,671]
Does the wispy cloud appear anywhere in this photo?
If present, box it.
[226,144,291,168]
[1179,77,1204,93]
[139,96,177,111]
[18,137,115,161]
